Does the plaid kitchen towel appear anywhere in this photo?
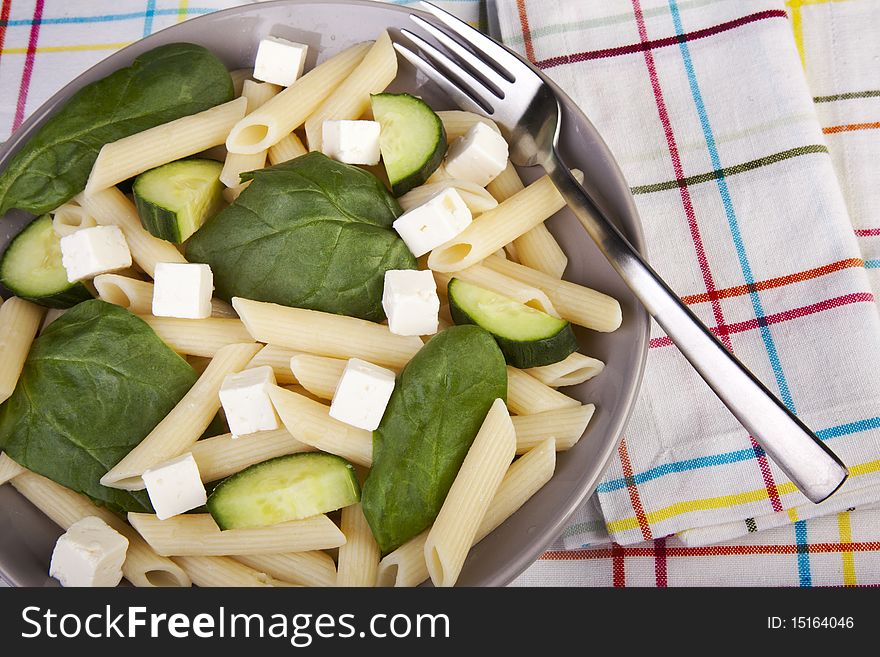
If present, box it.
[494,0,880,549]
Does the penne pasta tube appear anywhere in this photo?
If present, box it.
[289,353,347,400]
[219,81,278,188]
[101,342,261,490]
[487,162,568,278]
[172,556,295,587]
[232,297,422,370]
[247,344,299,385]
[267,132,308,165]
[51,203,97,237]
[0,452,25,485]
[93,274,154,314]
[128,512,345,556]
[398,179,499,216]
[11,470,191,587]
[483,255,621,332]
[506,366,581,415]
[377,438,557,587]
[0,297,44,404]
[226,41,372,155]
[267,385,373,467]
[428,173,581,273]
[524,352,605,387]
[220,151,266,189]
[512,405,595,454]
[229,68,252,97]
[236,552,337,588]
[137,315,255,358]
[304,31,397,152]
[432,267,559,317]
[436,110,500,140]
[425,399,516,587]
[76,187,187,276]
[190,428,312,483]
[337,503,380,587]
[85,97,248,193]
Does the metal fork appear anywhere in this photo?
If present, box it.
[395,1,848,503]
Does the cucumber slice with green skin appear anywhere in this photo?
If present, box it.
[206,453,360,530]
[448,278,578,368]
[371,92,447,196]
[133,158,224,243]
[0,215,92,308]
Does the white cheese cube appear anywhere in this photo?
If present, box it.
[219,365,280,438]
[329,358,396,431]
[253,36,308,87]
[151,262,214,319]
[392,188,472,257]
[49,516,129,587]
[59,225,132,283]
[142,453,207,521]
[321,120,382,165]
[382,269,440,336]
[443,122,509,187]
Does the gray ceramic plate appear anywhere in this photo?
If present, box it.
[0,0,648,587]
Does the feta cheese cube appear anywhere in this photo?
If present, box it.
[321,120,382,165]
[253,36,308,87]
[329,358,396,431]
[382,269,440,336]
[219,365,280,438]
[49,516,129,587]
[392,188,472,257]
[151,262,214,319]
[443,122,509,187]
[142,453,207,520]
[59,225,132,283]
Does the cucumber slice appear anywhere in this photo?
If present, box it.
[206,453,360,530]
[371,92,446,196]
[132,158,224,243]
[0,215,92,308]
[448,278,578,368]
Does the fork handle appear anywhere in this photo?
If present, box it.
[544,156,848,503]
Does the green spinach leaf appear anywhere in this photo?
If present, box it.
[361,325,507,553]
[0,43,233,215]
[186,152,417,322]
[0,300,198,513]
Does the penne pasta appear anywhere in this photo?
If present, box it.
[483,256,622,332]
[233,297,422,370]
[0,452,25,485]
[398,179,499,216]
[76,187,187,276]
[85,97,248,193]
[93,274,154,314]
[376,530,429,588]
[229,68,252,97]
[432,267,559,317]
[11,470,191,587]
[436,110,500,140]
[425,399,516,587]
[428,173,580,273]
[0,297,44,404]
[336,503,381,587]
[247,344,299,385]
[506,366,581,416]
[511,405,594,454]
[51,203,97,237]
[128,513,345,556]
[236,552,337,588]
[486,162,568,278]
[289,353,348,400]
[267,385,372,467]
[190,428,312,483]
[304,31,397,152]
[39,308,67,334]
[101,342,261,490]
[219,81,279,188]
[524,352,605,387]
[137,315,255,358]
[226,41,372,154]
[267,132,308,165]
[172,556,295,587]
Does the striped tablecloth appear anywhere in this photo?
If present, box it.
[2,0,879,587]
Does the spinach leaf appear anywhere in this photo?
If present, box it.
[361,325,507,553]
[0,300,197,513]
[186,152,417,322]
[0,43,233,215]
